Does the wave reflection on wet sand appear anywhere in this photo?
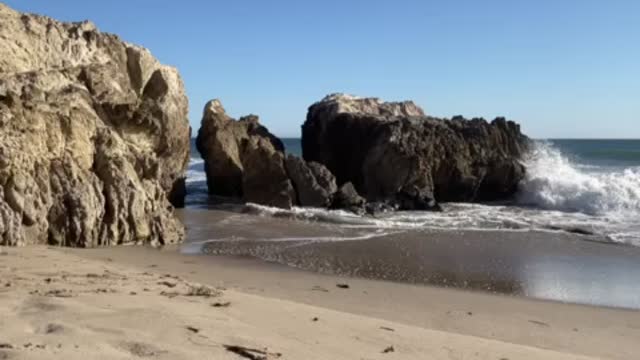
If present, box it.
[177,208,640,310]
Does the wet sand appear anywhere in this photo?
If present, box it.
[178,208,640,309]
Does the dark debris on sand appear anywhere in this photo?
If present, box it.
[186,285,220,298]
[224,345,282,360]
[157,281,177,288]
[211,301,231,308]
[382,345,395,353]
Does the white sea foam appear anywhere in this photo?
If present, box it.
[186,158,207,183]
[515,142,640,244]
[518,142,640,216]
[189,231,395,245]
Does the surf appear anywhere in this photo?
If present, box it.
[518,141,640,216]
[185,140,640,246]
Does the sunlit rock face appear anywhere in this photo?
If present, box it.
[302,94,530,210]
[0,4,190,246]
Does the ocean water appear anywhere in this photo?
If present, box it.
[186,139,640,246]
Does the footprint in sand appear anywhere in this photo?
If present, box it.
[35,323,65,335]
[19,297,63,316]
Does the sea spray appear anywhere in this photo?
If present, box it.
[518,141,640,216]
[186,158,207,183]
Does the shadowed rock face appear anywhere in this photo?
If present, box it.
[0,4,190,246]
[285,155,337,208]
[196,100,295,209]
[329,182,366,214]
[302,94,529,209]
[196,100,344,210]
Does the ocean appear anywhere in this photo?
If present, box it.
[187,139,640,247]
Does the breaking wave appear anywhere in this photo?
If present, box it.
[518,142,640,216]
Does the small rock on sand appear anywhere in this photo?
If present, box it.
[211,301,231,308]
[382,345,395,353]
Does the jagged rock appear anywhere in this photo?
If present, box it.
[307,162,339,197]
[330,182,367,214]
[285,155,337,207]
[0,4,189,246]
[196,100,295,209]
[302,94,529,209]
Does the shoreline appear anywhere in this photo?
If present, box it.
[64,243,640,360]
[1,246,619,359]
[2,3,638,359]
[177,208,640,309]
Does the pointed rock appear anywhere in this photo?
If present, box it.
[196,100,295,209]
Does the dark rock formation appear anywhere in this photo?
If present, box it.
[302,94,529,209]
[285,155,337,207]
[196,100,295,209]
[0,4,189,246]
[329,183,367,214]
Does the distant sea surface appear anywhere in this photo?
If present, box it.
[187,139,640,247]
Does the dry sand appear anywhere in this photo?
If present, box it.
[1,246,636,359]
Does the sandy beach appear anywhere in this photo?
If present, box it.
[0,244,637,359]
[1,3,639,360]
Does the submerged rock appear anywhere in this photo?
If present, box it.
[302,94,529,209]
[196,100,295,209]
[0,4,189,246]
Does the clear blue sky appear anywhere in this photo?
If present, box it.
[5,0,639,138]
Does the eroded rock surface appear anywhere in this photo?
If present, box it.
[302,94,529,209]
[196,100,295,209]
[0,4,189,246]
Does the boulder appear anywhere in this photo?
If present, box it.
[196,100,295,209]
[285,155,337,207]
[0,4,189,246]
[329,182,367,214]
[302,94,529,209]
